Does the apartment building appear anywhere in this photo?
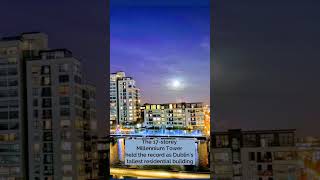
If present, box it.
[91,136,110,180]
[26,48,98,180]
[0,32,48,179]
[212,129,300,180]
[141,102,205,129]
[0,32,98,180]
[110,72,140,128]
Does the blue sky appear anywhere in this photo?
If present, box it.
[110,0,210,104]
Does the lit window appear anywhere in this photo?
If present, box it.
[41,77,51,86]
[60,120,71,128]
[59,85,69,96]
[41,65,50,74]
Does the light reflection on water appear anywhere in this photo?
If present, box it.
[113,129,205,137]
[110,137,210,172]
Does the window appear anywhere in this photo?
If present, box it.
[279,133,294,146]
[33,88,39,96]
[32,77,40,86]
[41,87,51,97]
[44,154,53,164]
[61,120,71,128]
[257,152,262,162]
[0,90,7,98]
[8,58,17,64]
[44,166,53,176]
[0,123,8,130]
[260,134,274,146]
[31,65,40,74]
[41,65,50,75]
[41,77,51,86]
[267,164,272,171]
[60,108,70,116]
[232,152,240,162]
[0,79,6,87]
[59,75,69,83]
[257,164,262,171]
[33,99,38,107]
[9,100,18,108]
[43,120,52,130]
[8,68,18,75]
[0,112,8,119]
[249,152,255,161]
[42,110,52,119]
[243,134,257,147]
[9,122,19,130]
[59,85,69,96]
[8,89,18,97]
[62,153,72,162]
[43,143,53,153]
[274,151,296,160]
[216,135,229,148]
[61,131,71,139]
[9,111,19,119]
[60,97,70,105]
[42,98,52,108]
[33,110,38,118]
[0,69,7,76]
[43,132,53,141]
[59,64,69,72]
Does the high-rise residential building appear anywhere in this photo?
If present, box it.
[110,72,140,128]
[212,129,300,180]
[26,48,97,180]
[91,136,110,180]
[0,32,97,180]
[0,32,48,179]
[141,102,205,129]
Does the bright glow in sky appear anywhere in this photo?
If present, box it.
[111,0,210,104]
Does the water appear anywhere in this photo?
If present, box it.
[113,129,205,137]
[110,137,210,172]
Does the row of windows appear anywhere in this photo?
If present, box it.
[0,144,20,153]
[0,122,19,130]
[0,100,19,108]
[0,57,18,65]
[33,108,70,119]
[0,67,18,76]
[0,111,19,119]
[0,133,19,142]
[0,79,18,87]
[33,86,71,97]
[31,64,81,76]
[0,89,18,97]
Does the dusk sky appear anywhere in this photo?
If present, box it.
[1,0,320,137]
[0,0,108,134]
[214,0,320,136]
[110,0,210,105]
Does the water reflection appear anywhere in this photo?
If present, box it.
[110,137,210,172]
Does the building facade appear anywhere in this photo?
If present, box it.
[26,49,98,180]
[212,129,300,180]
[141,102,205,129]
[110,72,140,128]
[0,32,48,179]
[0,32,98,180]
